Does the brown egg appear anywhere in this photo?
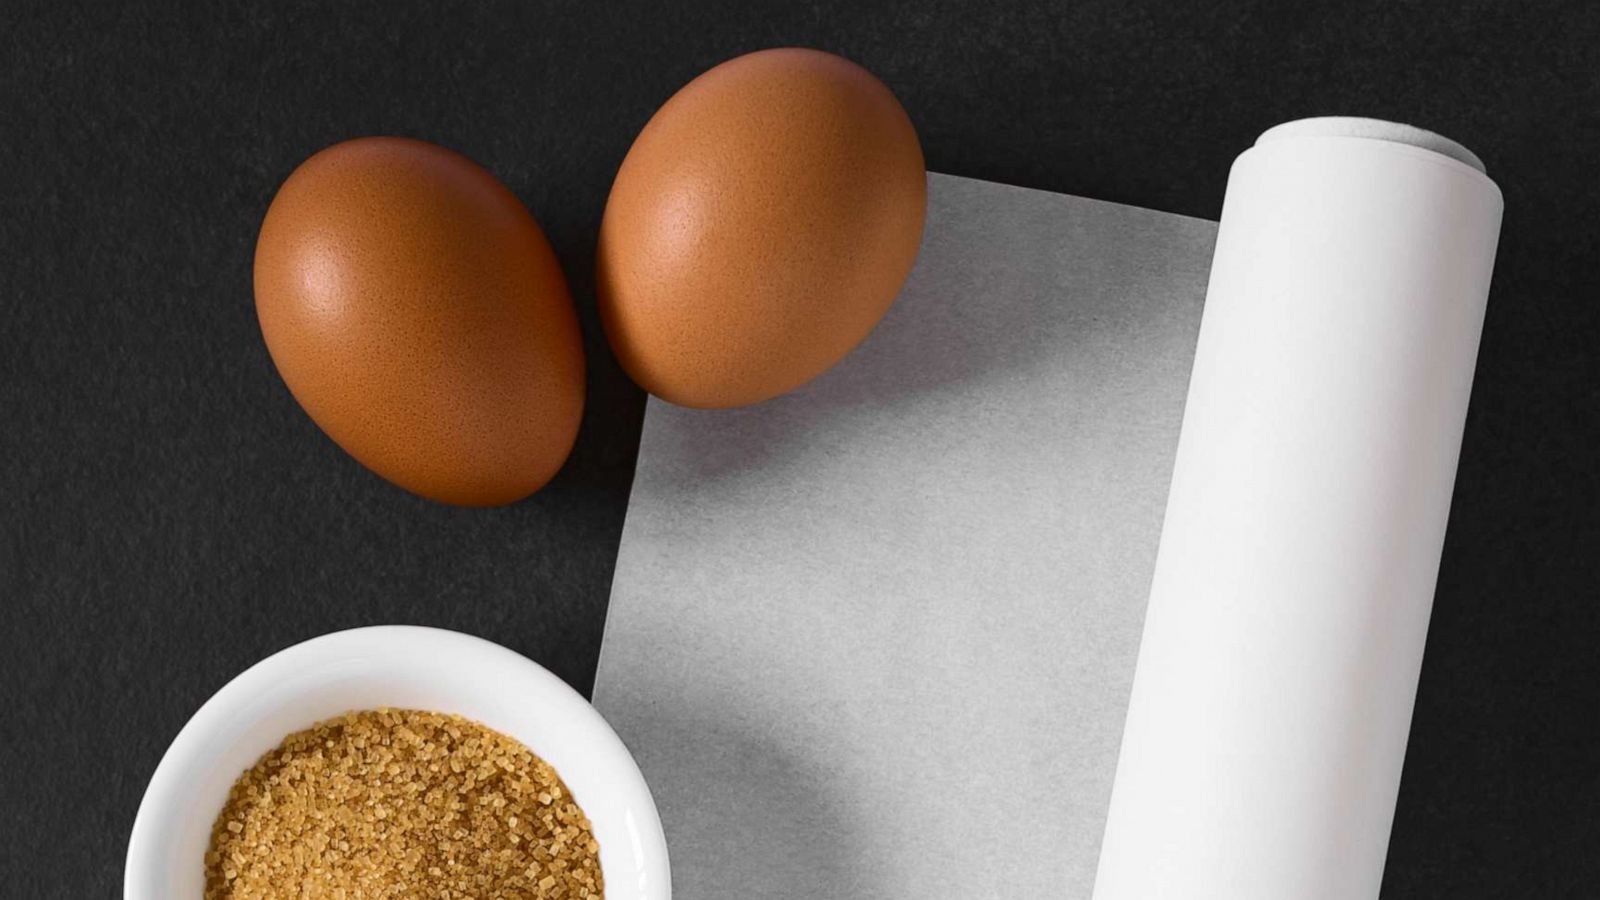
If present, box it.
[596,48,927,408]
[254,137,584,506]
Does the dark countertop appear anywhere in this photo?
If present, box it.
[3,1,1596,895]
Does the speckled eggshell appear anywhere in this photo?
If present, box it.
[254,137,584,507]
[596,48,927,408]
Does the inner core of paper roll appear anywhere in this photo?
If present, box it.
[1256,116,1486,174]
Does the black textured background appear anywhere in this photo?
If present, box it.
[3,1,1597,896]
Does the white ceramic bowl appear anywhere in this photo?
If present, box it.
[125,625,670,899]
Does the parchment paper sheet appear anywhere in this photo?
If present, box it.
[593,173,1216,898]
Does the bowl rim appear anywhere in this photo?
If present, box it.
[124,624,670,898]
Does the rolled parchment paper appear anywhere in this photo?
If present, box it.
[1092,118,1503,900]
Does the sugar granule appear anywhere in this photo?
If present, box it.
[203,708,603,899]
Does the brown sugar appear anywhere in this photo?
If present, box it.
[203,709,603,899]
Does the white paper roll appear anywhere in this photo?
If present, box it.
[1092,118,1503,900]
